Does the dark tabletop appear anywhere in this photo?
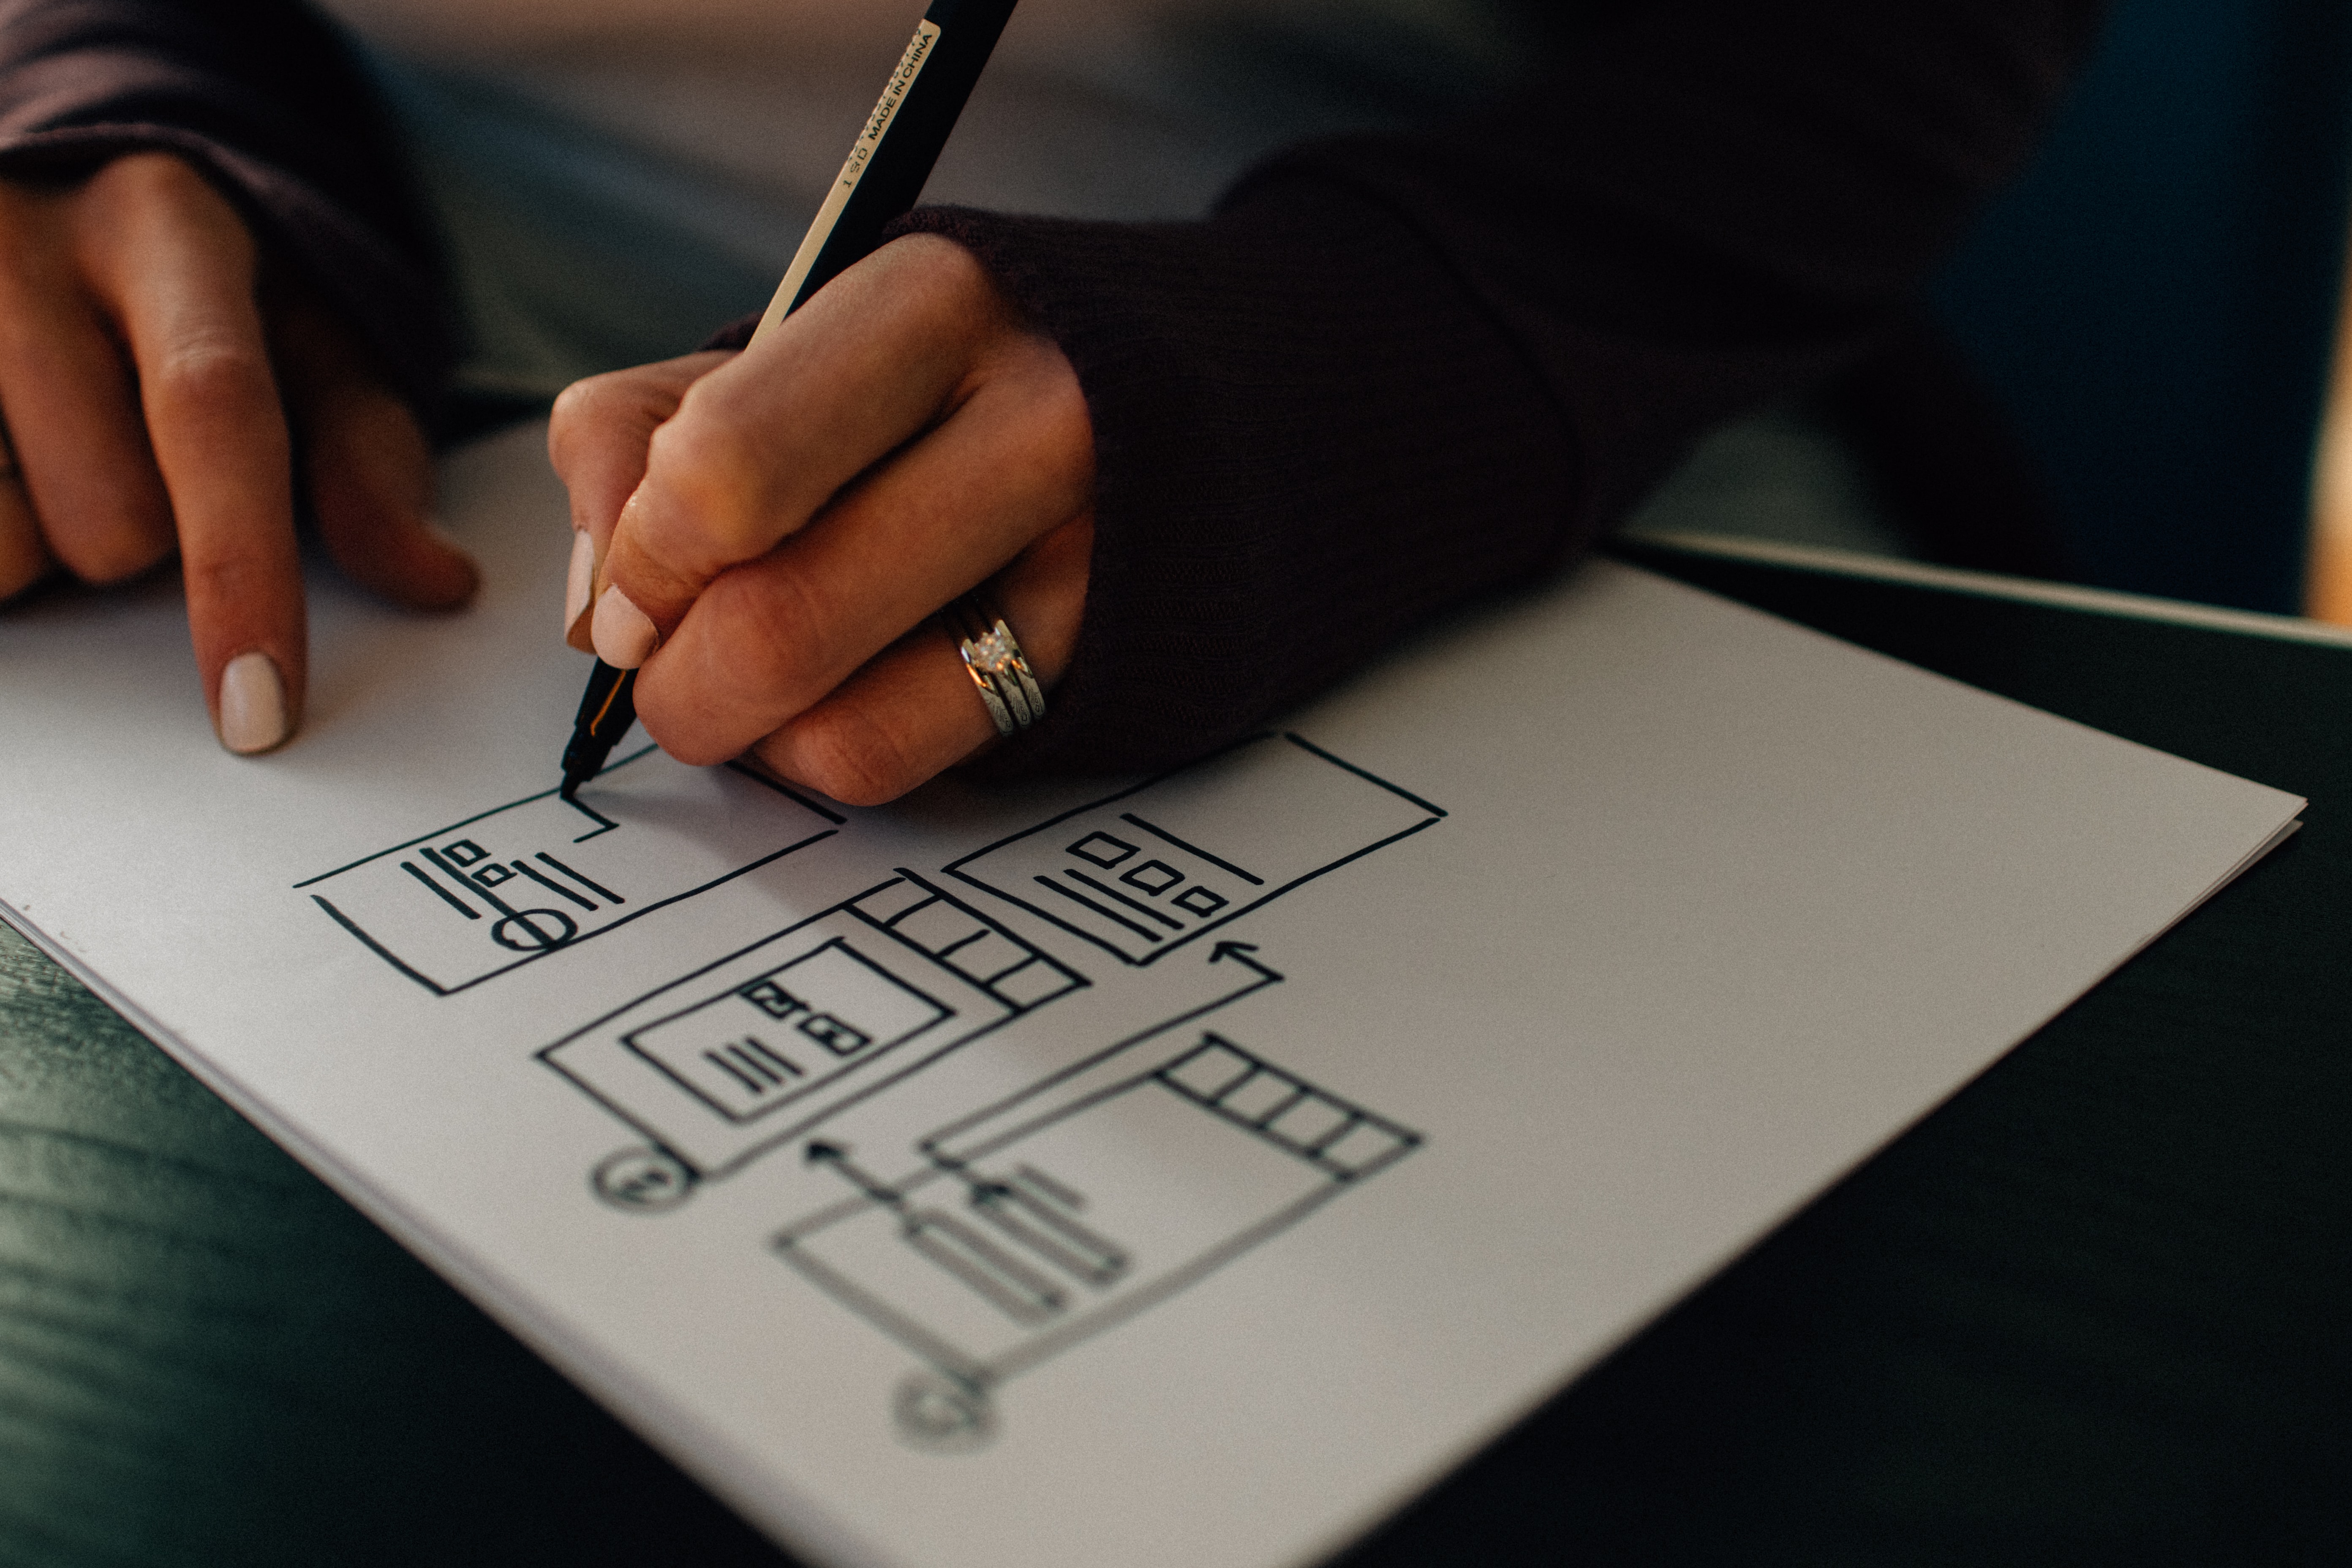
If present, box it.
[3,545,2346,1568]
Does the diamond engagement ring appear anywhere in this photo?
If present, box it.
[945,592,1045,738]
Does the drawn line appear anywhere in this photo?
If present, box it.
[539,873,1086,1176]
[512,860,596,911]
[905,1211,1065,1324]
[421,844,518,917]
[705,1049,768,1096]
[619,937,956,1128]
[401,860,478,919]
[566,797,621,842]
[882,894,942,929]
[742,1036,805,1081]
[919,962,1283,1160]
[1014,1164,1084,1211]
[827,1039,1419,1388]
[773,1241,992,1388]
[987,1184,1361,1383]
[964,815,1441,969]
[725,760,848,824]
[290,743,661,885]
[1032,875,1161,942]
[311,897,448,996]
[733,1044,788,1087]
[542,875,940,1051]
[1064,868,1183,929]
[1252,1085,1309,1128]
[537,852,623,904]
[931,928,991,961]
[1281,732,1447,817]
[1117,813,1264,886]
[356,829,839,997]
[940,732,1277,869]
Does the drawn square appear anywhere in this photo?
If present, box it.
[1218,1070,1301,1124]
[937,929,1027,986]
[1163,1041,1255,1101]
[1265,1093,1352,1150]
[1317,1119,1410,1175]
[1119,859,1183,896]
[990,958,1082,1009]
[1173,885,1228,917]
[856,879,936,925]
[739,978,805,1019]
[798,1013,872,1057]
[472,863,517,888]
[1067,832,1138,869]
[893,897,988,956]
[442,839,489,868]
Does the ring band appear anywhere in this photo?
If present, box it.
[945,592,1045,738]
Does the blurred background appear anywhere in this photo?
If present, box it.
[315,0,2352,624]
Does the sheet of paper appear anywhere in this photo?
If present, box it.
[0,422,2303,1568]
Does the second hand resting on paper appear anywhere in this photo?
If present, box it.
[550,232,1096,807]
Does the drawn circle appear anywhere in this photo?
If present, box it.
[893,1371,996,1452]
[492,907,579,952]
[591,1146,697,1213]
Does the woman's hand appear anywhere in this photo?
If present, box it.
[548,234,1094,806]
[0,152,476,751]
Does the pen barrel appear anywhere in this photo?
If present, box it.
[772,0,1021,322]
[572,659,635,733]
[564,661,639,786]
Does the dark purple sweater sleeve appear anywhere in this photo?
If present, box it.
[880,0,2104,776]
[3,1,2099,779]
[0,0,452,414]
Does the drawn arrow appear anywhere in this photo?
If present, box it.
[805,1141,907,1211]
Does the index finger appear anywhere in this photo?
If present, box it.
[77,155,302,753]
[594,235,1007,666]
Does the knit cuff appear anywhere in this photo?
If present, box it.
[893,179,1578,776]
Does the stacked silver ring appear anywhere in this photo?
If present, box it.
[945,592,1045,738]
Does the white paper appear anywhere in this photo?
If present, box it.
[0,422,2303,1568]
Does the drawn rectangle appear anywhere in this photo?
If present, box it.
[942,734,1443,966]
[542,875,1086,1179]
[623,941,950,1123]
[299,749,839,994]
[775,1031,1421,1384]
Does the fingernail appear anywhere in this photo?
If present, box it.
[564,529,596,633]
[217,650,289,755]
[592,584,659,668]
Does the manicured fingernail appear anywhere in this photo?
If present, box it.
[591,584,658,668]
[564,529,596,634]
[217,650,289,755]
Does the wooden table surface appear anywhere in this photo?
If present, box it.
[4,544,2347,1567]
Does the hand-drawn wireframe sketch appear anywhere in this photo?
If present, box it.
[541,732,1445,1201]
[546,872,1089,1190]
[531,732,1444,1446]
[944,733,1444,965]
[777,1013,1421,1449]
[297,747,844,994]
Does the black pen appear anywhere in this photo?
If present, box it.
[559,0,1023,800]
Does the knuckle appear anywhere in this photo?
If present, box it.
[792,707,921,808]
[180,543,275,601]
[150,340,276,419]
[643,412,771,559]
[549,370,631,438]
[705,564,826,685]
